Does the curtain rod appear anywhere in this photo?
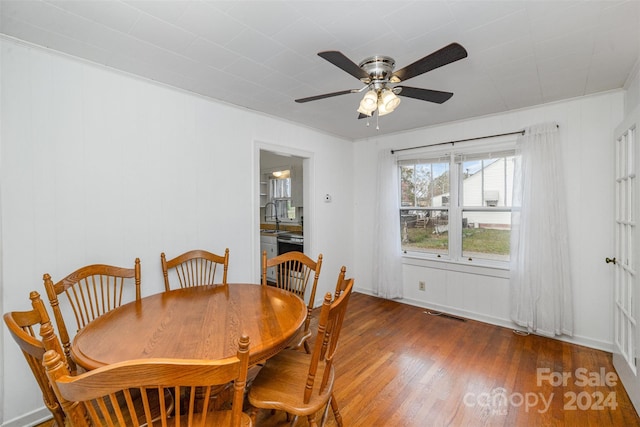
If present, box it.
[390,130,524,154]
[389,124,560,154]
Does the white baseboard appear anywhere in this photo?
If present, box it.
[354,287,613,353]
[2,407,51,427]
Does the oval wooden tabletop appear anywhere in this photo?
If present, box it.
[71,283,307,370]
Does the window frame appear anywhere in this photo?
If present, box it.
[397,139,518,269]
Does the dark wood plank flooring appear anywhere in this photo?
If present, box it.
[38,292,640,426]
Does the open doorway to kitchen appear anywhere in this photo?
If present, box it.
[260,150,304,231]
[257,147,311,282]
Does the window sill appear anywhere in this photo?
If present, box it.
[401,252,510,279]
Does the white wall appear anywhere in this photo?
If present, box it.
[354,90,625,352]
[0,39,354,426]
[625,62,640,116]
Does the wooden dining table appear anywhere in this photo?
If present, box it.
[71,283,307,371]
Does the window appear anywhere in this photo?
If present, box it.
[265,172,296,221]
[400,157,450,256]
[399,145,517,265]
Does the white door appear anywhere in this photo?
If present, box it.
[613,104,640,412]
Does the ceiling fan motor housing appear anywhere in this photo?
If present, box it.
[359,55,395,87]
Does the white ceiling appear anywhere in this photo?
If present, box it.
[1,0,639,140]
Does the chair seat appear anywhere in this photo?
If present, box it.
[248,349,335,416]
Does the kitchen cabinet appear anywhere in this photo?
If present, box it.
[260,234,277,282]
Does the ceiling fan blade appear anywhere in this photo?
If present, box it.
[396,86,454,104]
[392,43,468,82]
[318,51,370,81]
[295,89,355,103]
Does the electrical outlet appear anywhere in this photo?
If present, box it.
[419,281,425,291]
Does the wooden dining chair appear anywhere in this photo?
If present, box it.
[248,278,354,427]
[44,335,252,427]
[334,266,348,299]
[3,291,67,427]
[262,250,323,353]
[161,248,229,291]
[43,258,141,374]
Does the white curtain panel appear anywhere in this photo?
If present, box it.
[510,123,573,336]
[372,149,403,299]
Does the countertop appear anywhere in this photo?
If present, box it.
[260,230,289,237]
[260,223,302,237]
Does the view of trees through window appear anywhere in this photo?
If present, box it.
[399,152,515,262]
[400,160,451,255]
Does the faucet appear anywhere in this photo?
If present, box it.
[264,202,280,231]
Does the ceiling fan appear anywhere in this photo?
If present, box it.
[295,43,468,119]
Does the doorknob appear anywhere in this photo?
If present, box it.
[606,257,617,265]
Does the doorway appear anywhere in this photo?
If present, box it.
[257,146,312,281]
[260,150,304,230]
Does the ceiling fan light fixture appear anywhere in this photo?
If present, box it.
[380,89,401,111]
[357,105,373,116]
[272,169,290,178]
[358,90,378,114]
[378,102,391,116]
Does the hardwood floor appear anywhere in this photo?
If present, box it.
[37,292,640,426]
